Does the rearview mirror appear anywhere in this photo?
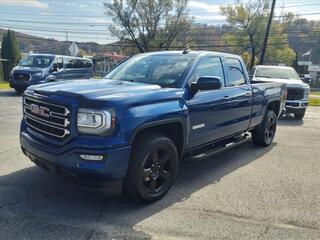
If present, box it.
[190,76,222,93]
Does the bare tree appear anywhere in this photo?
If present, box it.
[104,0,191,52]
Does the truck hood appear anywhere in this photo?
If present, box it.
[253,77,309,89]
[28,79,184,105]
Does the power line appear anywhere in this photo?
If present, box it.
[1,11,320,26]
[2,24,319,39]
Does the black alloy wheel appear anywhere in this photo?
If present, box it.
[125,133,179,202]
[141,145,175,194]
[264,112,276,145]
[252,110,277,147]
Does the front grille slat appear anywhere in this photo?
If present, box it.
[23,97,71,140]
[287,88,304,100]
[14,73,30,81]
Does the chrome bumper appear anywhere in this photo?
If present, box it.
[285,100,308,109]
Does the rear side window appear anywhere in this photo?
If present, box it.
[64,58,92,69]
[225,58,246,86]
[190,57,225,84]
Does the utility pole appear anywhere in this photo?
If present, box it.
[66,31,68,42]
[259,0,276,65]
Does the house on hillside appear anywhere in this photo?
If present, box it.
[92,52,128,77]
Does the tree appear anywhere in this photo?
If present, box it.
[104,0,191,52]
[220,0,295,70]
[1,30,21,81]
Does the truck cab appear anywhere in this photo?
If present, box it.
[20,51,286,202]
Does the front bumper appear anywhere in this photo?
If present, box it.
[10,77,46,89]
[285,100,308,113]
[20,128,132,195]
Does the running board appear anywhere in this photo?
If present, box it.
[183,133,250,162]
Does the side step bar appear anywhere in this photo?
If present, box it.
[183,133,250,162]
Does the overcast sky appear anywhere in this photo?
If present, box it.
[0,0,319,44]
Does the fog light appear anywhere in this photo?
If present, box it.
[80,154,104,161]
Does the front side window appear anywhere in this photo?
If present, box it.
[54,57,63,69]
[190,57,225,84]
[20,55,54,68]
[225,58,246,86]
[104,54,195,88]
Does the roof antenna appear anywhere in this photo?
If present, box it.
[183,46,190,54]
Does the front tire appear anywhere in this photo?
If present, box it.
[252,110,277,147]
[124,133,179,203]
[294,109,306,120]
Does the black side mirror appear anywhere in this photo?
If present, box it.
[190,76,222,93]
[303,74,311,84]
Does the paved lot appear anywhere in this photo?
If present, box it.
[1,89,320,240]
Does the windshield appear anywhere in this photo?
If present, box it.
[254,67,300,80]
[104,54,195,88]
[20,55,54,68]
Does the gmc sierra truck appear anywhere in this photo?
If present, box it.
[20,51,286,202]
[252,65,310,119]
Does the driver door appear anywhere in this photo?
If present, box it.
[187,57,232,149]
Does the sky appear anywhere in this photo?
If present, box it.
[0,0,319,45]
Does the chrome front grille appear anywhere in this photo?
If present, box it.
[23,97,71,140]
[14,72,30,81]
[287,88,304,100]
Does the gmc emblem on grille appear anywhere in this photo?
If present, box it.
[30,104,50,118]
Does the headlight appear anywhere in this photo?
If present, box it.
[33,72,43,77]
[304,87,310,100]
[77,108,113,134]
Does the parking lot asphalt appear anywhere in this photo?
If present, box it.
[0,89,320,240]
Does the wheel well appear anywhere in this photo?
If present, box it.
[132,122,184,158]
[267,101,280,116]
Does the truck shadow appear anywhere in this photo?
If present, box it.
[0,141,276,239]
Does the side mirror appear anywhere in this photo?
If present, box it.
[190,76,222,93]
[303,74,311,84]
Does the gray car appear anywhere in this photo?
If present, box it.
[252,65,310,120]
[9,54,93,94]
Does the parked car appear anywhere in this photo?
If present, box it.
[20,51,286,202]
[10,54,93,94]
[252,65,310,120]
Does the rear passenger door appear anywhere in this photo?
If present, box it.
[222,57,253,136]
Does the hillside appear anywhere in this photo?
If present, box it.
[0,29,123,56]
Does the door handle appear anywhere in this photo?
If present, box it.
[245,92,251,96]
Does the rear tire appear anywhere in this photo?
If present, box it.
[252,110,277,147]
[14,87,25,94]
[294,109,306,120]
[124,133,179,203]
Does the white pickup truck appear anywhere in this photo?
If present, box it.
[252,65,310,120]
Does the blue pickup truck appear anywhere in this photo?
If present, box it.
[20,51,286,202]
